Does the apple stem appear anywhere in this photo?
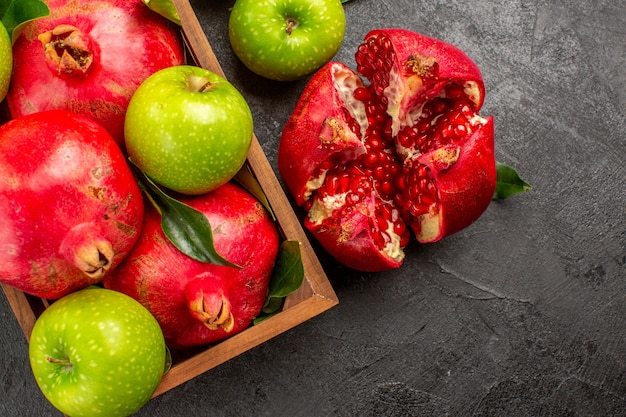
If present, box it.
[187,74,214,93]
[46,355,72,367]
[285,18,297,36]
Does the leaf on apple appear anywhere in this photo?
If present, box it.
[142,0,180,26]
[493,162,532,200]
[0,0,49,43]
[130,159,241,268]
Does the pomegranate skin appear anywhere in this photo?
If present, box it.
[6,0,185,147]
[0,110,144,299]
[278,29,496,272]
[103,183,280,349]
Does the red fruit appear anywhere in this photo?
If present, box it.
[278,29,496,272]
[103,183,280,349]
[0,110,144,299]
[6,0,184,147]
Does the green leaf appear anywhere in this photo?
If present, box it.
[233,164,276,221]
[0,0,49,43]
[253,240,305,323]
[341,0,353,3]
[493,162,532,200]
[130,160,240,268]
[142,0,180,26]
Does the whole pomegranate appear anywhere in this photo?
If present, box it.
[278,29,496,272]
[0,110,144,299]
[103,182,280,349]
[6,0,185,147]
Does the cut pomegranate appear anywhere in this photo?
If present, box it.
[278,29,496,272]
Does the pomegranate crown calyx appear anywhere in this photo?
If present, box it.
[39,25,95,77]
[186,286,235,333]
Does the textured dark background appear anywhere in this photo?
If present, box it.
[1,0,625,415]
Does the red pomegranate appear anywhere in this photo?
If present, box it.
[6,0,185,147]
[278,28,496,272]
[103,182,280,349]
[0,110,144,299]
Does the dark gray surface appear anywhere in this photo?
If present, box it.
[2,0,625,415]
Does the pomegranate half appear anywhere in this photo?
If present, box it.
[6,0,185,147]
[0,110,144,299]
[103,182,280,349]
[278,28,496,272]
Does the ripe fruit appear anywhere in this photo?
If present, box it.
[278,29,496,271]
[29,287,167,417]
[103,182,280,349]
[228,0,346,81]
[0,21,12,101]
[0,110,144,299]
[6,0,184,147]
[125,65,254,195]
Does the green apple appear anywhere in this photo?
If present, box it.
[228,0,346,81]
[0,21,12,101]
[29,287,167,417]
[125,65,253,195]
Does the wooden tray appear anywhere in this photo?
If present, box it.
[0,0,338,397]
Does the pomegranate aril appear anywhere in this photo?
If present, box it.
[372,230,386,250]
[378,180,395,197]
[320,174,339,197]
[365,135,383,150]
[363,152,379,168]
[409,203,430,217]
[393,220,406,236]
[377,216,388,231]
[372,166,386,181]
[354,87,371,101]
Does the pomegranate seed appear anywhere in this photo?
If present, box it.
[325,175,339,195]
[409,203,429,216]
[377,216,388,231]
[372,166,386,181]
[366,135,382,149]
[339,173,351,192]
[363,152,378,168]
[353,87,371,101]
[420,194,436,206]
[393,220,406,236]
[371,230,386,250]
[379,181,395,197]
